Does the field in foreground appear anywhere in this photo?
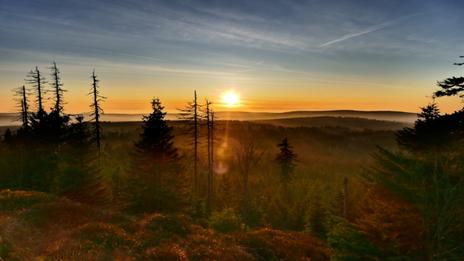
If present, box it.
[0,189,330,260]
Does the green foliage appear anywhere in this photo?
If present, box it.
[124,98,184,213]
[434,56,464,98]
[370,103,464,259]
[275,137,297,182]
[0,236,15,261]
[306,198,328,240]
[53,115,107,205]
[327,220,382,261]
[0,190,54,212]
[397,107,464,153]
[239,228,330,261]
[145,214,192,237]
[209,208,244,233]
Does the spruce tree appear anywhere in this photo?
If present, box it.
[126,98,180,213]
[434,56,464,99]
[56,115,107,205]
[276,137,297,182]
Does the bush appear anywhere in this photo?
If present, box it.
[0,189,54,213]
[144,214,192,237]
[327,220,381,261]
[238,228,331,261]
[209,208,244,233]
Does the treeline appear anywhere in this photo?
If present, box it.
[327,57,464,260]
[0,62,298,217]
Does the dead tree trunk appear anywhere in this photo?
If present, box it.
[20,85,29,130]
[206,100,213,213]
[90,70,104,154]
[343,177,348,219]
[194,91,198,195]
[50,61,65,114]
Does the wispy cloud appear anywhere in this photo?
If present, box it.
[319,13,421,48]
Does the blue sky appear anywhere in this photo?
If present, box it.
[1,0,464,113]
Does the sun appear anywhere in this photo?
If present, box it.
[222,91,240,107]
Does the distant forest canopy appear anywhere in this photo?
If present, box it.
[0,58,464,260]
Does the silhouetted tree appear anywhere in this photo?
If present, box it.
[50,61,66,114]
[55,115,107,205]
[396,103,464,153]
[136,98,178,159]
[417,101,440,121]
[126,98,181,213]
[3,129,12,143]
[369,95,464,258]
[26,66,46,117]
[13,85,29,132]
[179,90,200,195]
[434,56,464,99]
[205,99,214,213]
[275,137,297,182]
[89,70,105,153]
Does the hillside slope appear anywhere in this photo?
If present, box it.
[0,190,330,260]
[255,116,411,131]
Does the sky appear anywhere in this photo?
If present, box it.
[1,0,464,113]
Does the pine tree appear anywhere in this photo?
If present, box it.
[3,129,12,143]
[434,56,464,99]
[136,98,178,159]
[307,198,328,239]
[56,115,107,205]
[275,137,297,182]
[417,102,440,122]
[89,70,105,153]
[126,98,180,213]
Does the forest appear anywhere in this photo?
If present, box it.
[0,60,464,260]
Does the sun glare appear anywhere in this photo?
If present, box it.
[222,91,240,107]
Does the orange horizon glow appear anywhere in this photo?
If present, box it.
[0,94,462,115]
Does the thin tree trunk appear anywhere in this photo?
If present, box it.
[21,85,28,130]
[193,90,198,195]
[92,71,101,154]
[36,67,43,113]
[343,177,348,219]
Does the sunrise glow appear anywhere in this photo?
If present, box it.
[222,91,240,107]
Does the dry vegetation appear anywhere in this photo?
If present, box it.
[0,190,330,260]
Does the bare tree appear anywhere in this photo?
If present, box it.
[13,85,29,131]
[89,70,105,153]
[343,177,349,219]
[26,66,46,116]
[205,100,215,213]
[50,61,66,114]
[179,90,200,194]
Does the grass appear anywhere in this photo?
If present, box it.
[0,189,331,260]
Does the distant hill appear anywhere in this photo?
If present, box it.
[213,110,417,123]
[255,116,412,131]
[0,110,417,127]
